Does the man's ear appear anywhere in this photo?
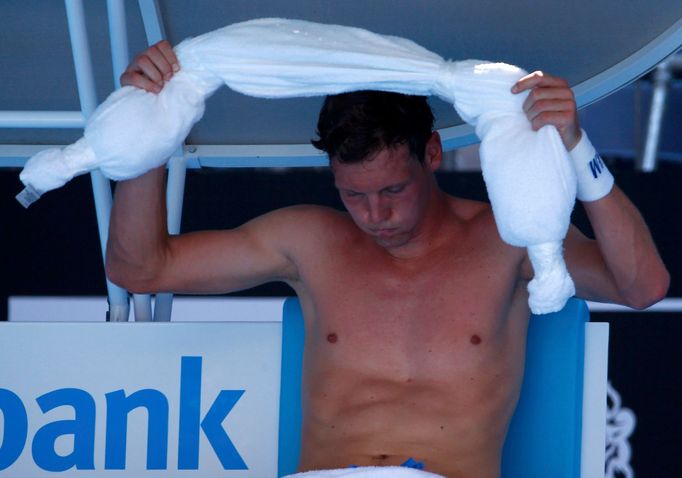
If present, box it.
[424,132,443,172]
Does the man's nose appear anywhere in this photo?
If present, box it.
[366,195,390,224]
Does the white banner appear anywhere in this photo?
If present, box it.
[0,321,282,477]
[8,296,286,322]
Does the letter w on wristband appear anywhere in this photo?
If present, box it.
[570,129,614,202]
[589,154,606,179]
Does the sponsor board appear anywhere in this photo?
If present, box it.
[0,321,281,476]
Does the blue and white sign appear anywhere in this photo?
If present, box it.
[0,321,282,476]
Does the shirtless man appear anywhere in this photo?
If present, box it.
[105,41,669,478]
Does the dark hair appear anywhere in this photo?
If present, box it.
[311,91,434,164]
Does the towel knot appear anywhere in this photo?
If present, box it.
[527,242,576,314]
[433,60,460,104]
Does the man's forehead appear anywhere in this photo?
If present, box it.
[332,154,417,191]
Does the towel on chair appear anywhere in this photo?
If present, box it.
[18,17,576,314]
[283,466,445,478]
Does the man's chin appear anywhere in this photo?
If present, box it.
[373,232,409,249]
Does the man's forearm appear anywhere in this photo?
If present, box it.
[582,186,669,309]
[105,167,169,292]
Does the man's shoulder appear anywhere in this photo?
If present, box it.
[253,205,360,271]
[254,204,356,240]
[445,195,515,247]
[447,195,493,223]
[266,204,350,225]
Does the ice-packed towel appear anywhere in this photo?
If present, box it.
[283,466,445,478]
[18,18,576,314]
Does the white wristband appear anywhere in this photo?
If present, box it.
[570,129,614,202]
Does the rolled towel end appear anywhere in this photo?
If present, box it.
[526,242,576,314]
[17,138,98,206]
[16,184,42,208]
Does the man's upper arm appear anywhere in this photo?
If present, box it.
[518,225,625,305]
[149,206,311,294]
[561,225,625,304]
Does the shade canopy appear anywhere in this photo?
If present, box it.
[1,0,681,152]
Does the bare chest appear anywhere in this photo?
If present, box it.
[298,240,528,383]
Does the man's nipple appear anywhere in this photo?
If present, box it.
[327,333,338,343]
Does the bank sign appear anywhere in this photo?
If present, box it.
[0,322,282,476]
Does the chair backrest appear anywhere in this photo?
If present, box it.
[501,298,588,478]
[279,298,306,477]
[278,297,590,478]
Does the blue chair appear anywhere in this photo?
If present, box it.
[278,298,609,478]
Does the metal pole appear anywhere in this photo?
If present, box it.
[166,156,187,236]
[637,60,671,172]
[106,0,153,322]
[65,0,129,322]
[152,154,187,321]
[106,0,129,87]
[137,0,184,322]
[0,111,85,128]
[138,0,166,42]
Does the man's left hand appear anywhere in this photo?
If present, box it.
[511,71,581,151]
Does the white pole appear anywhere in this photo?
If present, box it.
[106,0,153,322]
[137,0,180,322]
[106,0,129,87]
[137,0,166,42]
[0,111,85,128]
[638,61,671,172]
[153,154,187,322]
[65,0,129,322]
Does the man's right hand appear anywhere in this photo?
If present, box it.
[120,40,180,93]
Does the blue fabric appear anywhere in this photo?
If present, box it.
[278,297,589,478]
[349,457,424,469]
[501,298,588,478]
[400,457,425,469]
[278,298,305,477]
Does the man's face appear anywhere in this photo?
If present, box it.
[332,144,433,249]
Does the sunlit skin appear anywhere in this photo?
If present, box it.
[292,137,532,477]
[106,40,669,478]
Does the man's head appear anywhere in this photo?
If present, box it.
[312,91,442,249]
[311,91,434,164]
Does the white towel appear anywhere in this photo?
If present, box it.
[283,466,445,478]
[18,18,576,314]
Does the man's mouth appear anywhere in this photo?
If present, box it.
[372,228,396,238]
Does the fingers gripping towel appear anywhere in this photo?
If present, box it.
[283,466,445,478]
[18,17,576,313]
